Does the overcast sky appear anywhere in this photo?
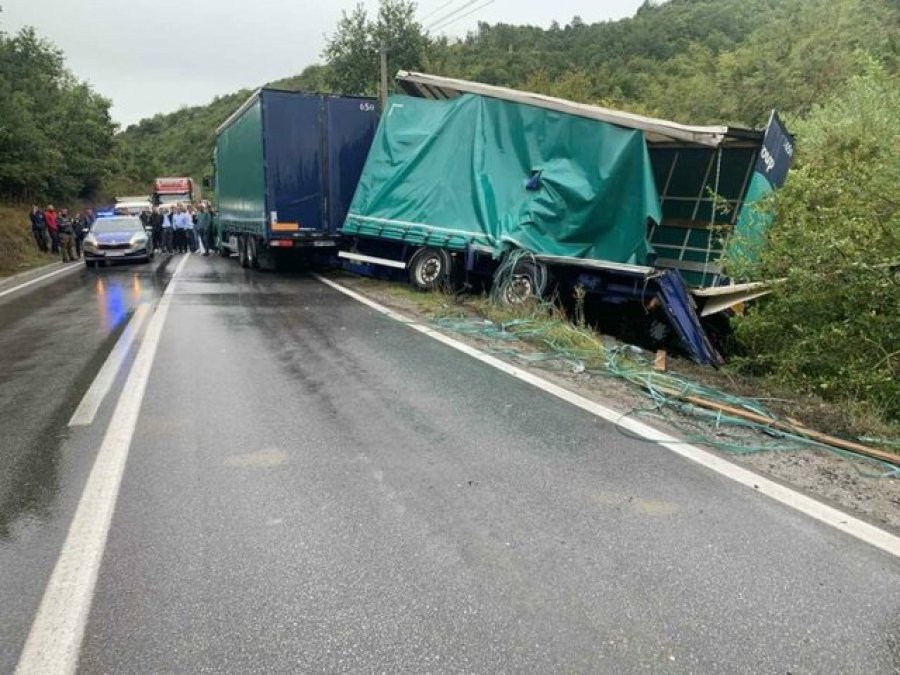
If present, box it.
[1,0,645,128]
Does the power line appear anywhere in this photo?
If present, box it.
[425,0,483,31]
[419,0,463,22]
[428,0,495,33]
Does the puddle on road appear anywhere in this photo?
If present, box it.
[91,267,169,331]
[0,259,173,542]
[173,293,302,307]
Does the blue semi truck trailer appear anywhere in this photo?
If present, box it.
[214,88,378,268]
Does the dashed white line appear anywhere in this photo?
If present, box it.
[313,273,900,560]
[69,303,151,426]
[15,254,191,675]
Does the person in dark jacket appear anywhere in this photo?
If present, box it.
[160,207,174,253]
[57,208,76,262]
[45,205,59,254]
[29,205,49,252]
[195,203,213,255]
[73,211,89,259]
[149,206,163,252]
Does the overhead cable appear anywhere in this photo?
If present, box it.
[429,0,496,33]
[425,0,483,30]
[419,0,463,22]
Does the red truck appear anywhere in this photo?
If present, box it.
[152,177,199,208]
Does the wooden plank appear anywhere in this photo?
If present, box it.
[651,384,900,466]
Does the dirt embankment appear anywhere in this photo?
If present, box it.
[0,204,53,277]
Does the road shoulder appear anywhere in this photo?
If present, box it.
[323,272,900,537]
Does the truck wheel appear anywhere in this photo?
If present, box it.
[247,236,259,269]
[238,235,249,268]
[498,260,548,306]
[408,247,451,291]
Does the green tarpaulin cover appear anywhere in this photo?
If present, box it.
[343,94,662,265]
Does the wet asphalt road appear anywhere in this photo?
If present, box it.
[1,253,899,673]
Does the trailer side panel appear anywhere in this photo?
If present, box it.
[261,90,325,233]
[216,97,266,236]
[324,97,379,233]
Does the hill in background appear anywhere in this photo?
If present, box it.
[110,0,900,195]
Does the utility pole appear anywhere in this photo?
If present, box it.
[379,46,389,113]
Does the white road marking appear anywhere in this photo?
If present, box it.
[0,263,82,299]
[313,274,900,560]
[15,254,191,675]
[68,304,151,426]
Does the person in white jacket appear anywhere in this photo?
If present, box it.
[172,204,191,253]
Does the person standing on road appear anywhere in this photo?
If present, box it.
[172,204,189,253]
[161,207,174,253]
[57,209,76,262]
[195,203,212,256]
[186,205,198,253]
[29,205,49,253]
[45,205,59,255]
[73,211,89,259]
[149,206,163,252]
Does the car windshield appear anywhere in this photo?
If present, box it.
[91,217,143,233]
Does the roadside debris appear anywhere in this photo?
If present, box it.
[420,297,900,477]
[654,349,667,372]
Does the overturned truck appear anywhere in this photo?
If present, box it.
[339,72,794,365]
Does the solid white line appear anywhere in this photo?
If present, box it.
[15,254,191,675]
[313,274,900,560]
[68,304,151,426]
[0,263,81,299]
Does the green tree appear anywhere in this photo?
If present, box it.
[323,0,430,96]
[0,21,115,202]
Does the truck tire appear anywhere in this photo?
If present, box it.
[247,236,259,270]
[238,235,249,268]
[498,260,549,306]
[408,247,452,291]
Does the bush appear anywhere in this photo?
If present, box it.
[733,61,900,421]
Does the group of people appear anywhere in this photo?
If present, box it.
[141,203,214,255]
[28,202,217,263]
[29,205,95,263]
